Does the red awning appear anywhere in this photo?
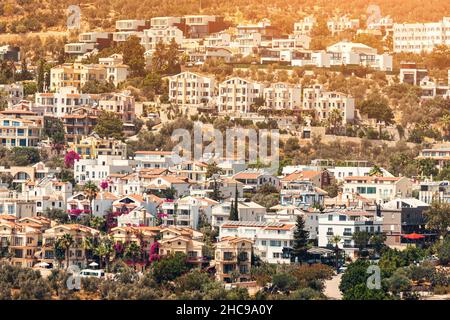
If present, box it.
[402,233,425,240]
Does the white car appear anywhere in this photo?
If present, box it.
[79,269,105,278]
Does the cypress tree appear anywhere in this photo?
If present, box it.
[292,215,310,263]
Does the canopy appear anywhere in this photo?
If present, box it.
[402,233,425,240]
[88,262,99,267]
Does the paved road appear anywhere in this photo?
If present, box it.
[324,273,343,300]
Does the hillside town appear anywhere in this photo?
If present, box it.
[0,2,449,301]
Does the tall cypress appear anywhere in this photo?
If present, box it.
[292,215,310,263]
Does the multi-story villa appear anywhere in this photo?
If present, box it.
[218,77,265,114]
[318,210,382,258]
[219,221,296,264]
[168,72,215,106]
[141,26,183,51]
[214,236,253,282]
[302,84,355,124]
[327,16,360,35]
[343,176,412,204]
[0,115,41,148]
[67,135,127,160]
[262,83,302,110]
[40,224,100,269]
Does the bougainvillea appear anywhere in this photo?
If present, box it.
[100,180,109,190]
[64,150,81,168]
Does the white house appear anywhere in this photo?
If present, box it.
[318,209,383,258]
[218,77,265,114]
[302,84,355,124]
[168,72,215,106]
[343,176,412,204]
[219,221,296,264]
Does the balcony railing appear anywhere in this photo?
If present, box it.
[326,232,334,236]
[343,232,353,236]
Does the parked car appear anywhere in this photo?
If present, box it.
[80,269,105,278]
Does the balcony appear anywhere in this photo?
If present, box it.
[326,232,334,236]
[343,232,353,236]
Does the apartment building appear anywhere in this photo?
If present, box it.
[74,155,134,185]
[327,16,360,35]
[302,85,355,124]
[50,62,106,91]
[236,20,281,39]
[419,180,450,204]
[204,31,231,47]
[98,90,135,122]
[40,224,100,269]
[150,16,184,29]
[393,17,450,53]
[24,178,73,215]
[280,180,327,209]
[219,221,296,264]
[0,219,42,267]
[50,55,129,91]
[109,226,158,257]
[329,166,393,183]
[293,16,317,36]
[168,72,215,106]
[318,210,382,258]
[263,83,302,110]
[35,86,99,117]
[67,191,117,218]
[158,226,205,266]
[113,20,148,42]
[0,83,24,107]
[0,115,41,148]
[68,135,127,160]
[134,150,178,169]
[171,160,208,182]
[235,32,262,56]
[218,77,265,114]
[214,236,253,282]
[211,200,266,228]
[98,54,129,86]
[158,196,217,229]
[370,198,429,247]
[141,26,183,51]
[281,170,333,189]
[343,176,412,204]
[62,108,99,143]
[0,198,36,218]
[416,144,450,169]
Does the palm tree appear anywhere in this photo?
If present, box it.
[368,165,383,177]
[83,181,99,217]
[58,233,74,270]
[94,236,114,271]
[330,235,342,271]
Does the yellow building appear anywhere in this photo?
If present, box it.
[109,226,160,257]
[40,224,100,269]
[214,236,253,283]
[0,216,51,268]
[50,62,107,92]
[159,226,205,266]
[67,135,128,159]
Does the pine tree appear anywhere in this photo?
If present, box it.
[292,215,310,263]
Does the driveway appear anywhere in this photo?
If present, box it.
[324,273,343,300]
